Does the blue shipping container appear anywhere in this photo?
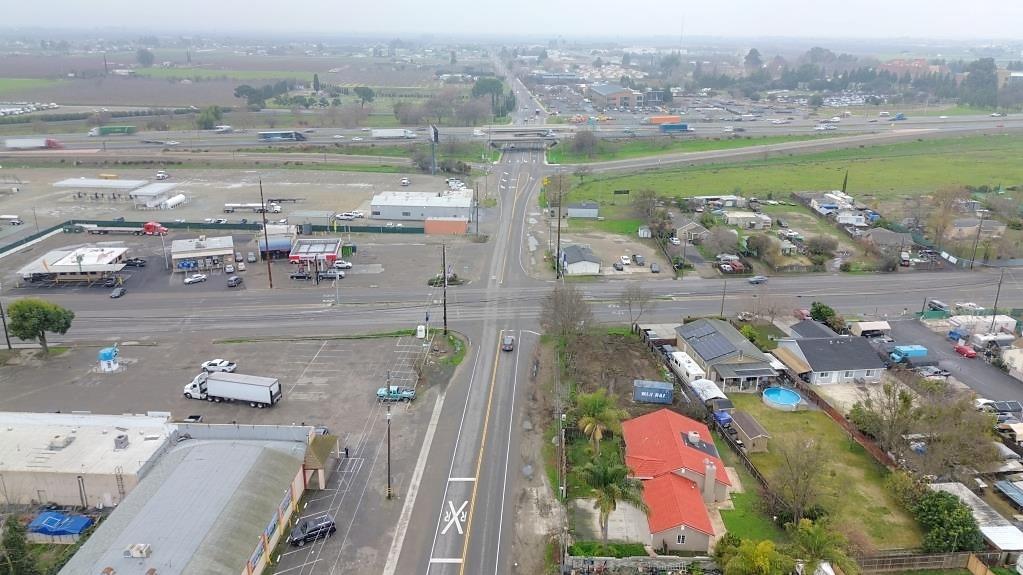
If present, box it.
[633,380,674,405]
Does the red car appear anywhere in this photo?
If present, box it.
[954,344,977,358]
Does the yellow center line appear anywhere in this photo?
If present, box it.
[458,331,504,574]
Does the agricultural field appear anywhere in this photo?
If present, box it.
[0,78,64,97]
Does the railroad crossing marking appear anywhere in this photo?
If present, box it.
[441,500,468,535]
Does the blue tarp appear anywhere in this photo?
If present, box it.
[28,512,93,535]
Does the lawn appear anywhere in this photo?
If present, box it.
[0,78,63,96]
[566,133,1023,202]
[717,445,790,542]
[729,394,923,550]
[548,134,830,164]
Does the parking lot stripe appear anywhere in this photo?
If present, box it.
[288,341,328,394]
[447,477,476,482]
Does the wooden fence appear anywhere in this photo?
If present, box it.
[856,552,1003,573]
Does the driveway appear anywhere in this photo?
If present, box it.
[887,319,1022,401]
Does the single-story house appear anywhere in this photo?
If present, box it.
[725,211,772,230]
[566,201,600,219]
[790,320,838,339]
[730,410,770,453]
[675,319,777,390]
[947,218,1007,241]
[691,195,745,208]
[559,245,601,276]
[835,210,867,227]
[773,336,886,384]
[623,408,732,553]
[677,220,710,241]
[863,228,913,251]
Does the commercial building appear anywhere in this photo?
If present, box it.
[724,210,772,230]
[289,237,343,267]
[59,423,318,575]
[0,412,171,507]
[424,217,470,235]
[18,245,129,282]
[258,224,298,259]
[170,235,234,273]
[565,201,600,219]
[560,245,601,276]
[370,190,473,222]
[587,84,642,108]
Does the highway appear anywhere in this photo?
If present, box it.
[5,73,1023,575]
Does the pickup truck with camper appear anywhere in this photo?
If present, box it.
[183,372,282,408]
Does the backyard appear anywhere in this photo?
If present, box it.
[729,393,923,550]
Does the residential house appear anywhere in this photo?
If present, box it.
[692,195,745,208]
[725,211,772,230]
[588,84,642,108]
[565,201,600,219]
[947,218,1007,241]
[773,336,886,384]
[835,210,867,227]
[863,228,914,252]
[622,408,732,553]
[559,245,600,276]
[675,319,777,390]
[789,320,838,338]
[677,219,710,242]
[1002,348,1023,384]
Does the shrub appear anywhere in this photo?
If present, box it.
[568,541,647,557]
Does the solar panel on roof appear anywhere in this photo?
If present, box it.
[681,322,717,339]
[690,333,736,361]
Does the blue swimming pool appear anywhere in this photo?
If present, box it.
[763,387,803,411]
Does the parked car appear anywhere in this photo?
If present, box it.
[103,277,118,288]
[748,275,768,285]
[620,255,631,265]
[793,308,812,320]
[632,254,645,266]
[613,262,624,271]
[400,177,411,186]
[247,252,257,263]
[719,264,733,273]
[650,263,661,273]
[183,273,207,285]
[123,258,147,267]
[201,359,237,373]
[502,335,515,351]
[110,287,127,298]
[237,262,247,271]
[227,276,243,287]
[318,270,345,280]
[332,260,353,269]
[288,514,336,547]
[954,344,977,358]
[377,385,416,402]
[225,264,235,273]
[235,252,243,262]
[290,271,312,281]
[668,237,681,246]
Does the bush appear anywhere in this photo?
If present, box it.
[568,541,647,558]
[839,262,852,272]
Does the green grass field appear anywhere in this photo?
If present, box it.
[730,394,922,549]
[134,68,309,80]
[717,446,790,542]
[0,78,63,96]
[548,134,829,164]
[567,133,1023,204]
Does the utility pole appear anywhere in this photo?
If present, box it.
[259,180,273,289]
[719,278,727,317]
[0,283,11,350]
[990,268,1005,333]
[970,216,985,270]
[442,243,448,335]
[474,184,479,236]
[386,404,392,499]
[555,173,563,278]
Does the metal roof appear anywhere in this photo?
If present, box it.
[53,178,148,190]
[731,411,770,440]
[931,482,1023,551]
[712,362,777,378]
[18,246,129,277]
[128,182,178,198]
[171,236,234,258]
[60,439,306,575]
[371,190,472,208]
[290,237,342,259]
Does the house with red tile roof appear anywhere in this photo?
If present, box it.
[622,408,731,553]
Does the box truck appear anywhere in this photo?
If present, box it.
[5,138,63,150]
[183,372,282,408]
[371,129,416,139]
[87,126,137,137]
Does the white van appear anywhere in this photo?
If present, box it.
[0,215,23,225]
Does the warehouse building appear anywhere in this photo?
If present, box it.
[170,235,234,273]
[17,245,129,282]
[0,412,172,508]
[258,224,298,259]
[60,423,318,575]
[371,190,473,221]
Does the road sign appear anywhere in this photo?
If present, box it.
[441,500,468,535]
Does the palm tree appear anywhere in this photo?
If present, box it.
[575,389,626,454]
[787,519,858,575]
[581,457,648,546]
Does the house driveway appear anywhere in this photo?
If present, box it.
[571,500,650,543]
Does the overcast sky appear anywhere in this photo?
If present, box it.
[4,0,1022,41]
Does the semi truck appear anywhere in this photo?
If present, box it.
[183,372,283,408]
[78,221,168,236]
[659,123,691,134]
[371,129,416,139]
[890,345,928,363]
[643,115,683,125]
[4,138,63,150]
[87,126,137,137]
[223,202,281,213]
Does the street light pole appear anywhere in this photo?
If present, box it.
[0,283,11,350]
[386,405,392,499]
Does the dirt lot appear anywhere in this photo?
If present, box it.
[0,166,453,238]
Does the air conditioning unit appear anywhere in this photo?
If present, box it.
[123,543,152,558]
[48,435,75,450]
[114,434,129,450]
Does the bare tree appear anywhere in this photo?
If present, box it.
[574,165,592,184]
[703,227,739,256]
[770,437,828,523]
[756,292,789,324]
[847,380,915,456]
[570,130,599,156]
[915,390,999,480]
[632,188,659,220]
[541,283,594,346]
[619,282,654,324]
[927,187,969,245]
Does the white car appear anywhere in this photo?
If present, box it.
[184,273,208,285]
[351,211,365,218]
[225,264,235,273]
[351,137,364,141]
[668,237,681,245]
[333,260,353,269]
[237,262,247,271]
[400,177,410,186]
[277,218,288,224]
[201,359,237,373]
[333,134,345,139]
[620,255,631,265]
[335,213,355,221]
[361,127,371,131]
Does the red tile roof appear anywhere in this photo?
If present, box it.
[622,408,731,486]
[642,473,715,535]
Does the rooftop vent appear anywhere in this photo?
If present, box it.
[114,434,129,450]
[48,435,75,450]
[686,431,701,444]
[123,543,152,558]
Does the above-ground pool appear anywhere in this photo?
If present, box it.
[763,387,803,411]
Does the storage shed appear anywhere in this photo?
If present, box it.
[730,411,770,453]
[633,380,674,405]
[565,201,599,219]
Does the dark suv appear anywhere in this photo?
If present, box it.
[288,514,336,547]
[290,271,312,281]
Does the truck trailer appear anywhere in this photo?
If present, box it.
[183,372,283,408]
[644,115,683,125]
[87,126,137,137]
[79,221,168,236]
[4,138,63,150]
[223,202,281,213]
[371,129,416,139]
[660,123,691,134]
